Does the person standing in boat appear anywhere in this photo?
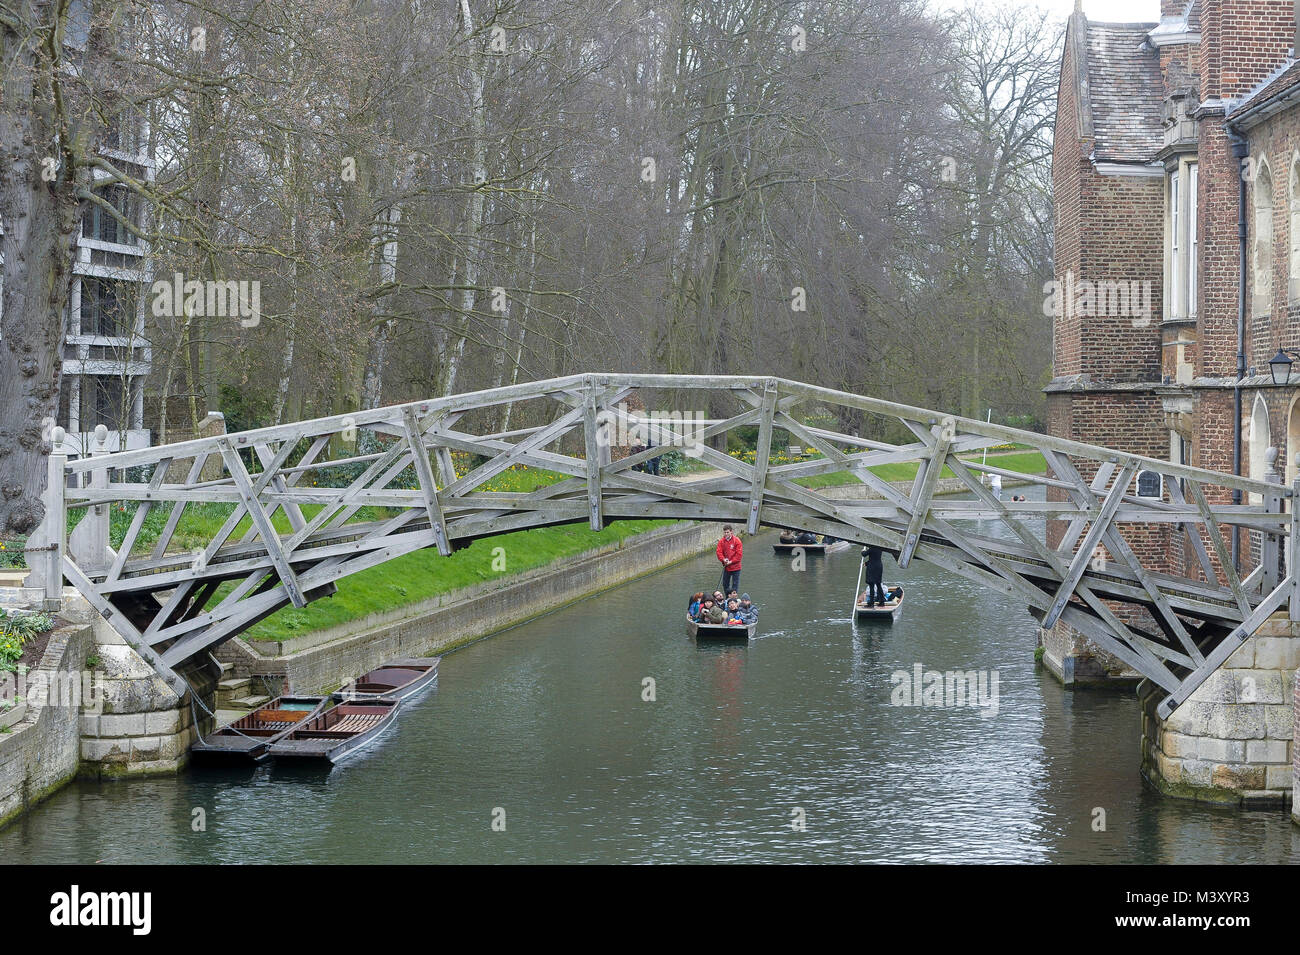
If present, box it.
[862,545,886,607]
[716,525,744,594]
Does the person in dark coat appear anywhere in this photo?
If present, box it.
[863,545,885,607]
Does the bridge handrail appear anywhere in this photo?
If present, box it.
[57,373,1289,499]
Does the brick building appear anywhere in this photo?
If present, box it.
[1049,0,1300,681]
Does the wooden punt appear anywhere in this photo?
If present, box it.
[332,656,441,703]
[686,616,756,640]
[191,695,328,763]
[772,539,850,555]
[854,585,905,622]
[266,699,401,764]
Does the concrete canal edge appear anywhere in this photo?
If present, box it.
[0,594,217,829]
[0,622,91,830]
[216,520,725,694]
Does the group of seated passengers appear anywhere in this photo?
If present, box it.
[859,586,903,606]
[687,589,759,626]
[778,530,838,545]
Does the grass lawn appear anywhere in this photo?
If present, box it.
[796,449,1047,488]
[235,518,677,643]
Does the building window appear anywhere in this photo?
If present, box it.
[82,185,137,246]
[1188,164,1198,317]
[88,376,128,431]
[1290,155,1300,301]
[1166,161,1198,319]
[80,278,136,338]
[1135,469,1163,498]
[103,110,144,156]
[1171,171,1180,313]
[1253,159,1274,313]
[1171,431,1190,499]
[1249,394,1270,505]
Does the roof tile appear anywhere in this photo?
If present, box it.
[1086,23,1164,163]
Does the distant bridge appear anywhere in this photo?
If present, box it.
[24,374,1299,719]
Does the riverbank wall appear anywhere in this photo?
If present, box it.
[0,590,214,831]
[0,618,91,830]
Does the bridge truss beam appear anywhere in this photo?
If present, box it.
[26,374,1295,716]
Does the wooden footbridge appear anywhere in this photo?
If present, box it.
[23,374,1300,718]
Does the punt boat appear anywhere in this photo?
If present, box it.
[266,699,401,764]
[191,695,328,763]
[686,616,756,640]
[332,657,440,703]
[854,585,905,622]
[772,539,850,556]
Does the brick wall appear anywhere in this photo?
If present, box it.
[1244,100,1300,371]
[1053,23,1086,378]
[1211,0,1295,98]
[1198,120,1241,379]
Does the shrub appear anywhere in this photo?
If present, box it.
[0,609,53,673]
[0,537,26,570]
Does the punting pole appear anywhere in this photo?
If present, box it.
[852,552,865,613]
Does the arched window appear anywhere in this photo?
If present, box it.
[1290,155,1300,301]
[1254,159,1274,312]
[1250,394,1271,505]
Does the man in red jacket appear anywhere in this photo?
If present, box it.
[716,524,743,594]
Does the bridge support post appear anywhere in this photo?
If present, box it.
[1262,452,1282,594]
[66,425,112,576]
[23,431,68,611]
[582,386,606,530]
[1140,616,1299,808]
[1291,476,1300,621]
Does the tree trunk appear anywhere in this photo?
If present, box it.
[0,4,91,535]
[443,0,489,397]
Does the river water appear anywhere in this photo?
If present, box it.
[4,492,1299,863]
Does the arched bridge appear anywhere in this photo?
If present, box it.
[24,374,1299,719]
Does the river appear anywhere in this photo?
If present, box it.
[4,491,1299,863]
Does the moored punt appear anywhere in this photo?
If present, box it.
[333,656,441,703]
[686,616,756,640]
[772,539,850,556]
[266,699,402,764]
[191,695,328,763]
[854,585,904,622]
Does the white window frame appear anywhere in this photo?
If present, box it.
[1165,159,1199,321]
[1253,157,1274,313]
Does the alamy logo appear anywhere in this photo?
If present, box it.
[890,663,999,718]
[151,273,261,327]
[49,885,151,935]
[1042,269,1152,327]
[594,403,706,457]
